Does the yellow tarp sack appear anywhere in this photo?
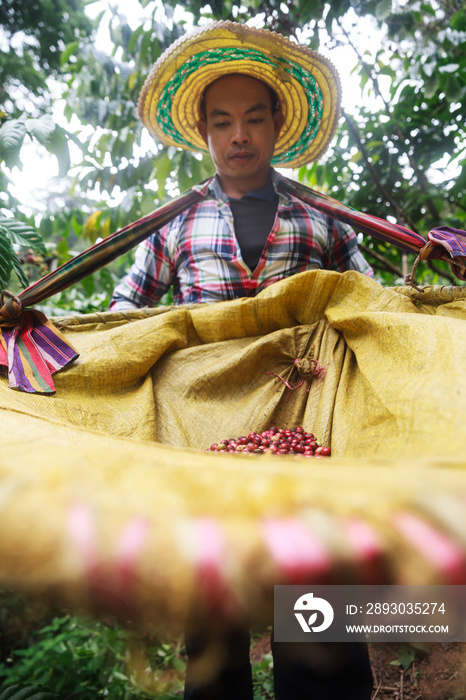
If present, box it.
[0,270,465,628]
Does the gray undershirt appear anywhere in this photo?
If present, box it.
[228,183,279,271]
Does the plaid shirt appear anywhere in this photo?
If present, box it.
[110,170,374,309]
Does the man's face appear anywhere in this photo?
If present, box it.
[197,74,284,197]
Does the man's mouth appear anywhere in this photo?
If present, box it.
[228,150,255,162]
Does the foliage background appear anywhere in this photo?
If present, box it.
[0,0,465,314]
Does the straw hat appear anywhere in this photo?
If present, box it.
[138,21,341,168]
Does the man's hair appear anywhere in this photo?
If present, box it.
[199,74,280,120]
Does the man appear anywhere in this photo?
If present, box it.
[110,21,373,311]
[111,20,374,700]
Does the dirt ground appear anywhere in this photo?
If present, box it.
[250,633,466,699]
[369,642,465,700]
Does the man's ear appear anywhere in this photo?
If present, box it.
[273,110,285,138]
[197,118,207,145]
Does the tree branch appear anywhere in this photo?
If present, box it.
[361,242,460,286]
[359,242,403,278]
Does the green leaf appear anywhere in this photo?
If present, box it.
[140,29,153,63]
[0,120,27,168]
[0,227,14,291]
[424,72,440,99]
[60,41,80,66]
[154,151,174,199]
[451,10,466,31]
[127,25,144,54]
[349,150,363,163]
[25,116,56,145]
[45,126,71,177]
[0,218,46,255]
[375,0,392,21]
[0,685,57,700]
[56,239,70,259]
[0,684,22,699]
[80,274,95,296]
[420,2,436,16]
[445,75,463,101]
[11,254,30,289]
[390,643,416,670]
[0,687,24,700]
[111,671,129,681]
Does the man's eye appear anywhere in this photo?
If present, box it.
[213,122,229,128]
[249,118,264,124]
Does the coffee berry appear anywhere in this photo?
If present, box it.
[207,426,331,457]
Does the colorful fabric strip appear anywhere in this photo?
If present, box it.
[427,226,466,258]
[0,309,78,393]
[393,512,466,584]
[262,517,330,582]
[282,179,466,280]
[0,188,203,393]
[344,518,385,584]
[18,189,203,309]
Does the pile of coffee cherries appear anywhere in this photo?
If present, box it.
[207,426,331,457]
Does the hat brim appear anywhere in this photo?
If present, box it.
[138,21,341,168]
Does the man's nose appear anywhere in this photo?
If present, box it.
[231,122,250,145]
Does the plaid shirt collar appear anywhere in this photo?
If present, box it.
[192,169,294,209]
